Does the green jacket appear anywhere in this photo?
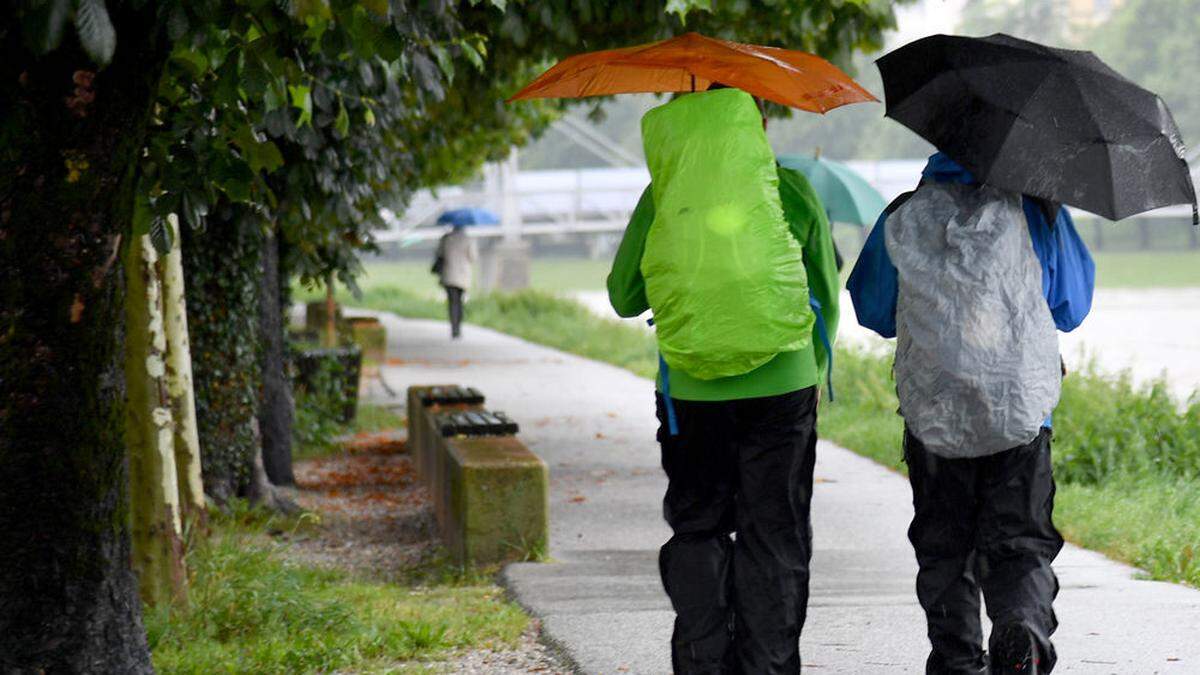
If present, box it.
[608,166,840,401]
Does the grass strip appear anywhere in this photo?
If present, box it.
[147,504,528,674]
[353,285,1200,588]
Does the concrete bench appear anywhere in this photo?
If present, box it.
[441,435,548,564]
[406,385,485,482]
[407,385,548,565]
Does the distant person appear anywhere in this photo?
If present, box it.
[432,224,476,339]
[848,152,1095,674]
[608,86,839,673]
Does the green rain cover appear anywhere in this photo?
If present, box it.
[640,88,813,380]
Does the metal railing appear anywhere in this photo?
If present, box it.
[376,159,1200,246]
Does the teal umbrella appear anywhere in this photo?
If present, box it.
[777,154,888,226]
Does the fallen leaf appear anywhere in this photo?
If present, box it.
[69,294,84,323]
[568,495,587,504]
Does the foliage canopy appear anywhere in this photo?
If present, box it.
[11,0,912,286]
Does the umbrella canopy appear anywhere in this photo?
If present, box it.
[878,33,1198,223]
[509,32,876,113]
[777,154,888,226]
[436,207,499,227]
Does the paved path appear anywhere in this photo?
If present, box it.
[365,312,1200,674]
[573,288,1200,404]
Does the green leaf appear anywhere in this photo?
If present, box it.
[264,80,288,112]
[289,84,313,128]
[293,0,333,21]
[171,47,209,79]
[461,36,486,71]
[74,0,117,65]
[232,124,284,174]
[361,0,389,17]
[214,155,255,202]
[181,191,209,230]
[149,216,174,256]
[303,15,328,42]
[363,106,376,127]
[251,140,285,174]
[334,99,350,137]
[432,44,455,82]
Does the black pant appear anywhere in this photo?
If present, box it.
[905,428,1063,674]
[656,387,818,674]
[444,285,464,337]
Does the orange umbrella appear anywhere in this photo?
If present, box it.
[508,32,876,113]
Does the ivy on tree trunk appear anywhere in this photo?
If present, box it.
[0,4,167,671]
[182,205,264,503]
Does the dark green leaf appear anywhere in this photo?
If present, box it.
[149,216,174,256]
[361,0,389,17]
[334,99,350,137]
[432,44,455,82]
[32,0,72,54]
[75,0,117,65]
[293,0,333,21]
[289,84,314,128]
[171,47,209,79]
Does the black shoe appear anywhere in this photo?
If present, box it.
[989,623,1039,674]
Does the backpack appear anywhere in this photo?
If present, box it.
[887,182,1061,457]
[639,89,813,380]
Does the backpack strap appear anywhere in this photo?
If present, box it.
[658,353,680,436]
[648,316,680,436]
[809,296,835,402]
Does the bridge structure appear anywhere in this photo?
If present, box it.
[376,118,1200,249]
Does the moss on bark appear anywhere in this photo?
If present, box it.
[125,234,187,608]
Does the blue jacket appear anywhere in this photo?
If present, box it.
[847,153,1096,339]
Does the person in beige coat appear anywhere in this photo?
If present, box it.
[433,225,477,338]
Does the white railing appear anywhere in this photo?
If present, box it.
[375,164,651,243]
[376,159,1200,245]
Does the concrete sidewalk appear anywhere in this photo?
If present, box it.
[366,312,1200,674]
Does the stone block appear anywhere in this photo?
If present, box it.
[441,435,549,565]
[346,316,386,366]
[304,299,342,335]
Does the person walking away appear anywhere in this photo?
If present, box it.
[847,152,1095,674]
[607,86,840,674]
[433,224,476,339]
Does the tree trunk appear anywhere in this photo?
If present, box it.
[161,215,207,522]
[258,228,296,485]
[125,234,187,607]
[323,276,338,348]
[0,5,167,672]
[182,205,264,502]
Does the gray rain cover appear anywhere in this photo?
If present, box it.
[886,182,1061,458]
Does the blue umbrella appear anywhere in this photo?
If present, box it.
[436,207,500,227]
[777,154,888,226]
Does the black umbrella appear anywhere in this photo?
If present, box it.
[878,33,1198,224]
